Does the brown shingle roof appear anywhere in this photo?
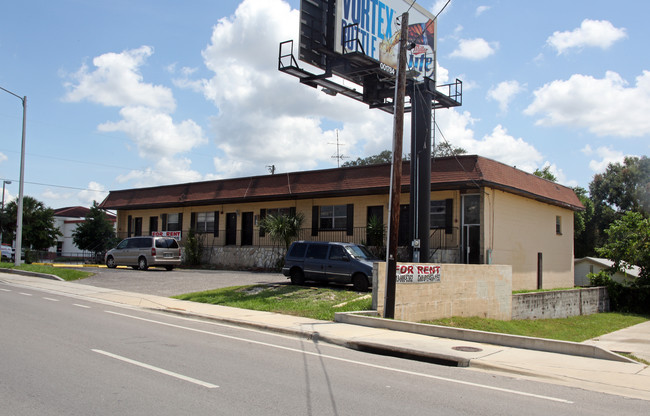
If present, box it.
[99,155,583,211]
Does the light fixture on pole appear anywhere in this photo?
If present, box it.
[0,86,27,266]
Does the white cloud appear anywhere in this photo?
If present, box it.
[0,152,7,164]
[450,38,497,60]
[539,161,578,187]
[487,80,525,113]
[77,181,109,206]
[525,70,650,137]
[194,0,395,178]
[64,46,176,112]
[547,19,626,55]
[475,6,490,17]
[581,144,628,173]
[98,106,207,159]
[434,111,542,172]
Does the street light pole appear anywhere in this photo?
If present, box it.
[0,86,27,266]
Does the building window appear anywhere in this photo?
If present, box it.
[266,207,292,218]
[196,212,215,233]
[556,216,562,235]
[167,213,181,231]
[430,200,446,228]
[319,205,348,230]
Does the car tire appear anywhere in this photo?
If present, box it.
[165,266,174,271]
[352,273,369,292]
[290,268,305,286]
[106,256,116,269]
[137,257,148,271]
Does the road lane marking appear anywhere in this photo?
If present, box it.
[19,292,32,296]
[73,304,91,308]
[43,297,59,302]
[105,311,572,404]
[0,288,11,292]
[92,349,219,389]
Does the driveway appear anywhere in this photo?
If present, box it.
[75,267,289,297]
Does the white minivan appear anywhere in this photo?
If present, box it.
[105,236,181,271]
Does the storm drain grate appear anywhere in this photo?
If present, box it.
[452,346,483,353]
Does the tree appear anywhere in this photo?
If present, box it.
[533,165,558,182]
[4,196,62,251]
[72,201,117,256]
[342,150,393,167]
[259,213,305,251]
[589,156,650,215]
[597,211,650,283]
[432,142,467,157]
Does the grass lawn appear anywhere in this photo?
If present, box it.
[174,284,373,321]
[423,313,649,343]
[0,262,93,281]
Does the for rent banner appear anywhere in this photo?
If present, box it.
[335,0,436,80]
[396,263,441,283]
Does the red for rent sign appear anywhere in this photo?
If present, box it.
[396,264,441,283]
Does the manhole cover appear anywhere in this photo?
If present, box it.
[452,346,483,352]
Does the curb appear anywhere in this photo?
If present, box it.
[335,311,635,363]
[0,268,63,281]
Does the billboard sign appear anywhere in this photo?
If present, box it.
[396,263,441,283]
[334,0,436,81]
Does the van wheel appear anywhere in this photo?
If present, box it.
[290,268,305,285]
[106,256,116,269]
[137,257,148,271]
[165,266,174,271]
[352,273,369,292]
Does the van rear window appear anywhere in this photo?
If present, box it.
[288,243,307,258]
[155,238,179,249]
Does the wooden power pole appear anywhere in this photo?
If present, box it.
[384,12,409,319]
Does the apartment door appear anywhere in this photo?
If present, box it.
[461,194,481,264]
[241,212,254,246]
[225,213,237,246]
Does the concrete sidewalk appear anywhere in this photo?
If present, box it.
[2,271,650,401]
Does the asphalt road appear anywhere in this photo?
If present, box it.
[2,280,647,415]
[75,267,290,297]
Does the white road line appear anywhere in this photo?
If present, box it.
[92,349,219,389]
[0,288,11,292]
[19,292,32,296]
[73,304,91,309]
[105,311,572,404]
[43,297,59,302]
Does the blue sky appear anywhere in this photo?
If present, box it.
[0,0,648,210]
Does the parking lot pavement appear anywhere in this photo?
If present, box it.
[75,267,290,297]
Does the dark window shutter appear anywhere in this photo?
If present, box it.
[127,215,132,237]
[445,199,453,234]
[311,206,319,236]
[346,204,354,236]
[259,209,266,237]
[178,213,183,233]
[289,207,296,216]
[190,213,196,231]
[214,211,219,237]
[161,214,167,231]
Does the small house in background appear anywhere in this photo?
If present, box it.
[575,257,641,286]
[51,206,116,258]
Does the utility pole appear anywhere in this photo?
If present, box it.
[384,12,409,319]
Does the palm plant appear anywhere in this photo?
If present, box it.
[259,213,305,251]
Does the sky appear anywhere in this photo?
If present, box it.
[0,0,648,210]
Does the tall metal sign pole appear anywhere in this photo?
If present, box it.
[384,12,409,319]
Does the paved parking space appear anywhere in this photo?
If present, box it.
[75,267,289,297]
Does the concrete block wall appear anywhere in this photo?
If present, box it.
[512,287,609,320]
[373,262,512,322]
